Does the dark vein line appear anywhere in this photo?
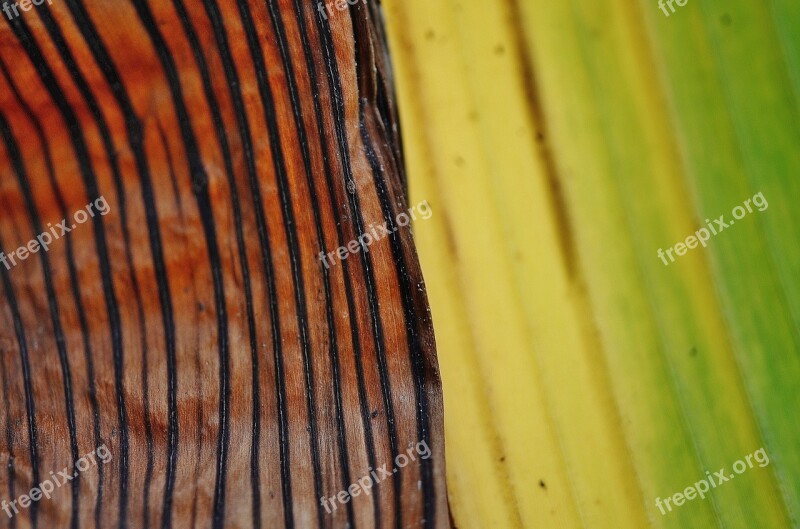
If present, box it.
[265,2,359,527]
[3,13,130,527]
[0,306,17,529]
[167,2,263,526]
[231,2,327,526]
[313,7,405,527]
[0,232,39,529]
[129,3,231,527]
[0,110,82,529]
[0,55,109,529]
[291,1,383,525]
[61,3,182,526]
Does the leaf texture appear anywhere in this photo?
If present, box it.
[0,1,449,527]
[384,0,800,527]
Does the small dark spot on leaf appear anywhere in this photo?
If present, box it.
[198,303,205,312]
[539,479,546,489]
[494,44,505,55]
[454,155,465,167]
[720,14,732,26]
[690,347,697,357]
[425,29,435,40]
[191,171,208,194]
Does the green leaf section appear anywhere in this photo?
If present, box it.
[640,0,800,522]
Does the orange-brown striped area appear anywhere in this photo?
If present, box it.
[0,1,448,527]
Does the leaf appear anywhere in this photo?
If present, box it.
[384,0,800,527]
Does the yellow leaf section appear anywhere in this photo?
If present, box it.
[382,1,579,526]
